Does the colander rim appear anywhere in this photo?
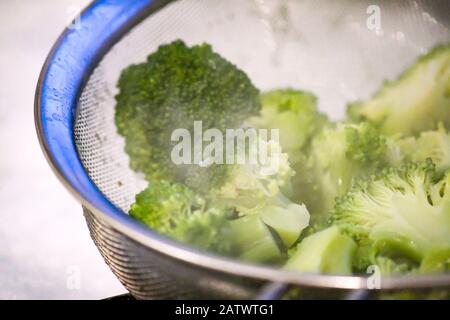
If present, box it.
[34,0,450,291]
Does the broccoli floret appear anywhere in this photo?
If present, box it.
[294,122,388,221]
[396,124,450,174]
[247,89,329,155]
[285,226,356,274]
[115,40,260,192]
[129,180,287,262]
[352,244,416,275]
[348,44,450,136]
[333,160,450,268]
[245,89,330,213]
[420,248,450,274]
[213,137,310,248]
[128,122,310,261]
[214,138,295,212]
[374,256,415,276]
[120,40,450,276]
[129,180,232,254]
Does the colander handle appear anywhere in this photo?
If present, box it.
[255,282,371,300]
[345,289,371,300]
[254,282,290,300]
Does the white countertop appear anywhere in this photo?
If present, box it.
[0,0,125,299]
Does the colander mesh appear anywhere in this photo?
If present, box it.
[75,0,450,216]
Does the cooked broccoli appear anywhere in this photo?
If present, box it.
[247,89,329,156]
[396,124,450,174]
[130,180,283,262]
[294,122,388,221]
[129,180,233,254]
[227,214,281,262]
[115,40,260,192]
[130,136,310,259]
[373,256,415,276]
[333,160,450,268]
[285,226,356,274]
[119,40,450,282]
[246,89,329,203]
[260,203,310,248]
[348,44,450,136]
[213,137,310,248]
[420,248,450,274]
[352,244,416,276]
[214,138,295,212]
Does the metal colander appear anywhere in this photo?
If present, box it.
[36,0,450,299]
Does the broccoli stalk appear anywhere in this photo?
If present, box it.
[228,214,281,262]
[334,160,450,266]
[285,226,356,274]
[348,44,450,136]
[260,203,310,248]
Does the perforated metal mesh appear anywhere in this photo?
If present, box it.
[73,0,450,298]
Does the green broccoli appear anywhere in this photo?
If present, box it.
[213,137,310,248]
[352,244,416,276]
[373,256,415,276]
[333,160,450,269]
[227,214,281,263]
[285,226,356,275]
[294,122,388,221]
[120,40,450,282]
[128,115,310,261]
[129,180,288,263]
[247,89,329,156]
[115,40,260,192]
[214,138,295,212]
[348,44,450,136]
[420,248,450,274]
[396,124,450,174]
[129,180,233,254]
[259,203,310,248]
[246,89,330,213]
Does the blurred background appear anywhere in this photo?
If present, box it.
[0,0,125,299]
